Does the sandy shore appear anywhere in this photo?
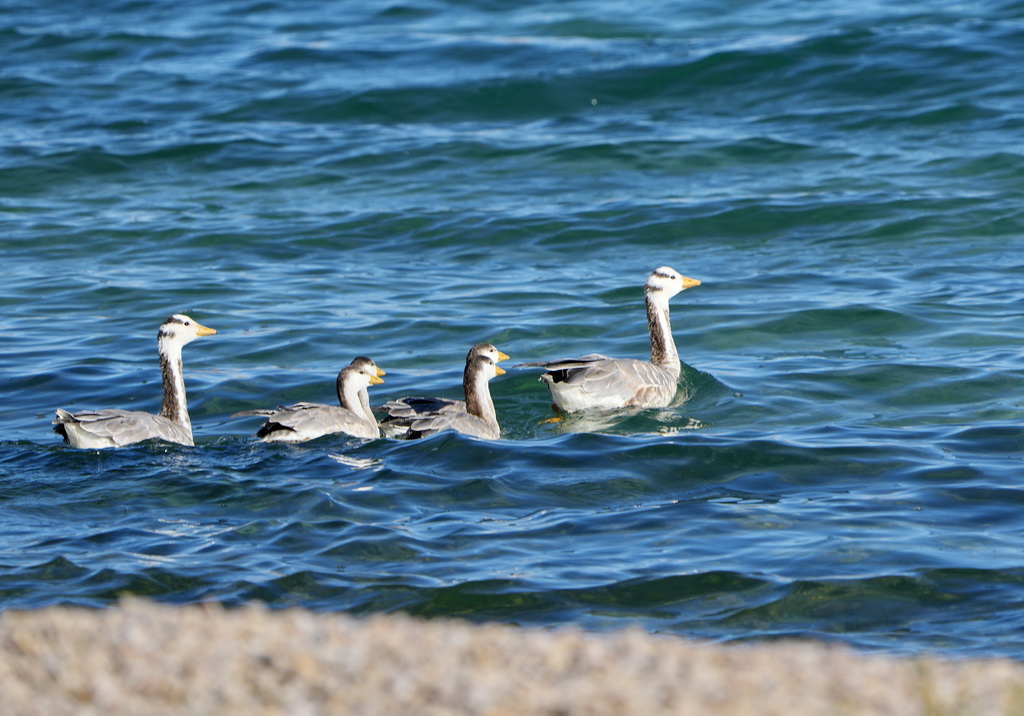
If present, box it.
[1,599,1021,715]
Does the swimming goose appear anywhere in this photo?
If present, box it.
[518,267,700,412]
[381,343,509,440]
[233,357,385,442]
[52,314,217,448]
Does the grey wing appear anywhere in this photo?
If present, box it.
[516,353,614,371]
[381,397,472,439]
[594,359,677,407]
[435,410,500,440]
[249,402,379,441]
[53,408,193,447]
[232,408,277,417]
[400,402,497,439]
[545,357,677,410]
[382,397,465,421]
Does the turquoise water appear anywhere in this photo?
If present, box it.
[4,0,1024,658]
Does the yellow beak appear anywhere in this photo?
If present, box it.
[681,276,701,290]
[370,375,385,385]
[195,322,217,336]
[375,366,386,377]
[495,365,506,376]
[496,350,510,362]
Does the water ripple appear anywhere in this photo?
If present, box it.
[3,0,1024,659]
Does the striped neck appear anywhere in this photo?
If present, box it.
[646,291,680,375]
[158,339,192,434]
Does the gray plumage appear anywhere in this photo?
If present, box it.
[518,267,701,412]
[52,314,217,448]
[382,343,509,440]
[233,357,385,442]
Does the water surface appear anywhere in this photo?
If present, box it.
[3,0,1024,658]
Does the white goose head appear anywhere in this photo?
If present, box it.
[464,344,509,397]
[645,266,701,301]
[468,354,506,382]
[158,313,217,351]
[468,342,511,365]
[342,356,386,390]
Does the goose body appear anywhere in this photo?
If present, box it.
[52,314,217,448]
[382,343,509,440]
[233,357,385,442]
[519,267,700,413]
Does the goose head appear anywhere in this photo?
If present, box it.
[467,354,506,382]
[468,342,511,365]
[341,356,386,390]
[645,266,701,300]
[158,314,217,351]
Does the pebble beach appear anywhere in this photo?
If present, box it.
[3,600,1023,716]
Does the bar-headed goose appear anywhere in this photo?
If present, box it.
[52,314,217,448]
[233,357,385,442]
[519,267,700,412]
[382,343,509,440]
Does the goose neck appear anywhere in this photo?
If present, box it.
[646,292,679,372]
[464,366,497,427]
[158,340,192,434]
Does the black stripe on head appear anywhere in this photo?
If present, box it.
[159,314,198,340]
[159,315,189,338]
[646,269,678,293]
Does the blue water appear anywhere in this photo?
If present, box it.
[4,0,1024,659]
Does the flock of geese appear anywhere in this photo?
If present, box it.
[52,267,701,449]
